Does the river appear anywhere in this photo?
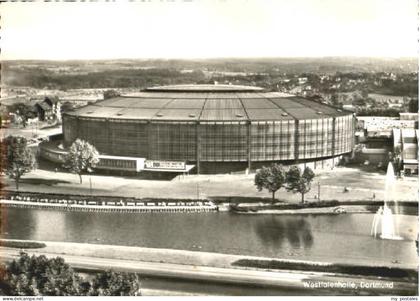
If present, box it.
[2,207,418,267]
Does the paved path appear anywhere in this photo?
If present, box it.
[2,167,418,203]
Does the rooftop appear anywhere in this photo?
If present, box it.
[145,84,264,92]
[66,85,351,121]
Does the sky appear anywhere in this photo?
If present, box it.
[1,0,418,60]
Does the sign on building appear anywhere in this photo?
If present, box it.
[144,160,186,171]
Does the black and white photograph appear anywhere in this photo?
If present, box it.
[0,0,418,297]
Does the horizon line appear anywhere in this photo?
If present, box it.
[2,55,418,62]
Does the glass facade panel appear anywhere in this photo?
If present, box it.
[199,122,247,162]
[149,122,197,161]
[63,116,78,146]
[279,121,294,160]
[326,118,334,155]
[109,120,148,157]
[332,115,354,155]
[77,118,109,152]
[251,122,267,161]
[250,120,295,161]
[298,120,306,158]
[295,118,337,159]
[322,118,332,156]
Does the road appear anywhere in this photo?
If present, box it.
[1,248,417,296]
[1,124,62,140]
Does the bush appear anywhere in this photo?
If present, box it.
[230,200,341,212]
[0,240,46,249]
[232,259,418,281]
[89,271,141,296]
[0,252,141,296]
[0,252,83,296]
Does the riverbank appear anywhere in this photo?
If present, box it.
[229,200,418,215]
[1,190,418,215]
[231,205,369,215]
[0,200,217,213]
[0,190,217,213]
[1,239,417,293]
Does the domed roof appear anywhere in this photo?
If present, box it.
[145,84,264,92]
[66,84,350,122]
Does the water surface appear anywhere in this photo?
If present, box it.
[3,208,418,266]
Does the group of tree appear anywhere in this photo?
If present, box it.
[356,108,401,117]
[103,89,121,100]
[2,135,99,189]
[60,101,75,113]
[408,98,418,113]
[0,252,141,296]
[4,67,207,90]
[255,164,315,203]
[8,103,36,128]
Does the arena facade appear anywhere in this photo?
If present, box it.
[61,84,355,174]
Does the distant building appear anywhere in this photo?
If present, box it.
[30,97,61,121]
[357,116,416,133]
[393,128,419,174]
[399,113,418,121]
[0,112,11,128]
[298,77,308,84]
[343,104,356,112]
[368,93,407,106]
[44,97,62,121]
[388,103,403,109]
[355,115,419,174]
[35,101,53,121]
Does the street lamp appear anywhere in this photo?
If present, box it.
[87,167,93,196]
[89,176,92,196]
[318,181,321,201]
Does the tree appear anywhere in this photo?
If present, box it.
[9,103,35,128]
[254,164,286,203]
[61,102,75,113]
[390,146,402,176]
[103,90,120,100]
[0,252,84,296]
[2,136,37,190]
[64,139,99,184]
[89,271,141,296]
[408,98,418,113]
[0,252,141,296]
[285,166,315,203]
[330,94,340,107]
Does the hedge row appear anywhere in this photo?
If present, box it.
[1,240,46,249]
[232,259,418,281]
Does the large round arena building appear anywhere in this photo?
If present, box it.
[61,85,355,173]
